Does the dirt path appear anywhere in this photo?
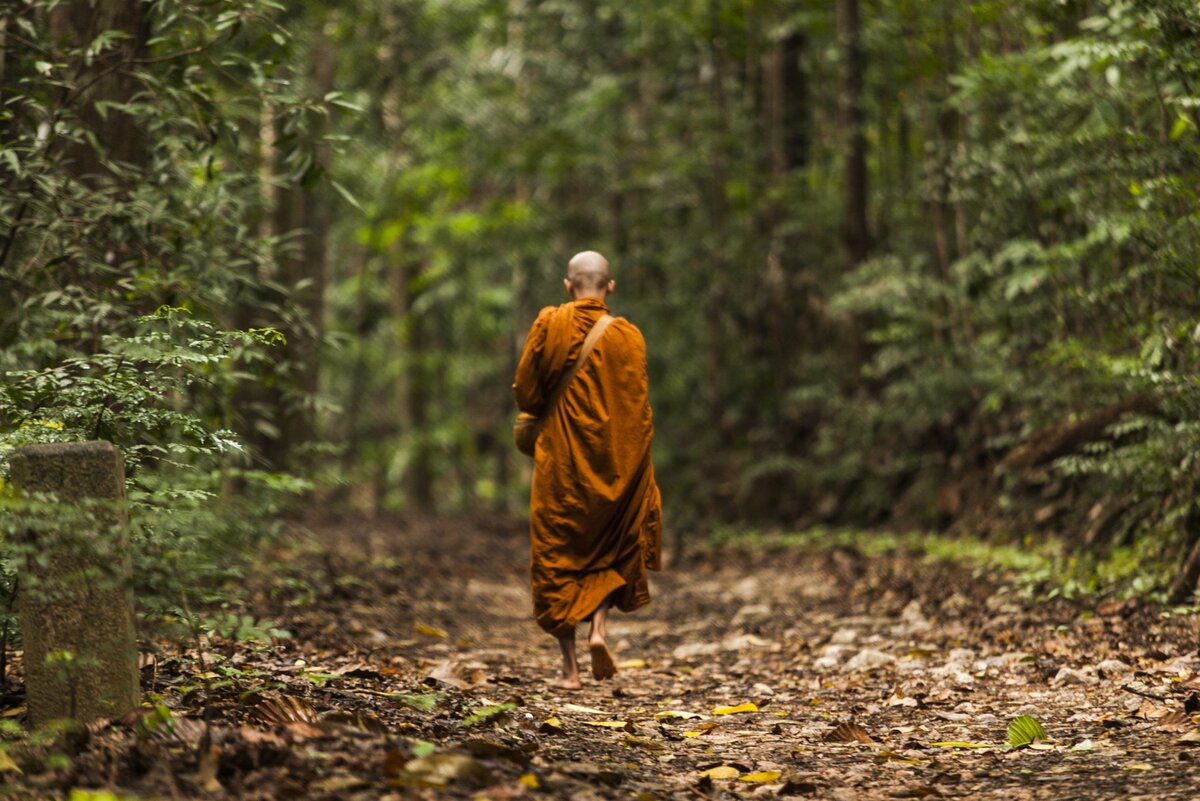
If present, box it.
[5,516,1200,799]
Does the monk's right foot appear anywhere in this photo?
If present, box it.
[589,638,617,680]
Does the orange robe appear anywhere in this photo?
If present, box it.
[513,297,663,635]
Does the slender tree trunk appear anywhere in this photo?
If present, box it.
[837,0,868,265]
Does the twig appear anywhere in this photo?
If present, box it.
[1122,683,1169,701]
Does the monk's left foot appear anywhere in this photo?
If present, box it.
[552,675,583,691]
[589,639,617,680]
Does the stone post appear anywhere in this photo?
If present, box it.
[9,441,139,726]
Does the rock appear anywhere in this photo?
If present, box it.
[10,441,139,726]
[940,592,970,615]
[1054,667,1098,686]
[898,600,932,633]
[733,604,772,625]
[814,642,865,672]
[946,648,976,665]
[722,633,772,651]
[843,649,895,673]
[403,754,492,786]
[983,652,1030,669]
[1095,659,1132,677]
[673,642,723,660]
[830,628,859,645]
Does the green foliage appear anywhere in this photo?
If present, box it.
[0,0,316,647]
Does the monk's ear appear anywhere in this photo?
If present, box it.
[607,279,616,296]
[563,278,573,297]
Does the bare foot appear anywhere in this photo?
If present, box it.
[552,675,583,691]
[589,637,617,680]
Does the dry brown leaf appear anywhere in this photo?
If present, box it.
[1157,711,1192,732]
[824,721,874,744]
[1177,729,1200,745]
[249,694,320,727]
[1135,699,1166,720]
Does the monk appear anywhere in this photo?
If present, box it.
[513,250,663,690]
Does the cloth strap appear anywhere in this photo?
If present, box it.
[536,313,615,439]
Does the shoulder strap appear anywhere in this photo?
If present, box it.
[537,314,615,434]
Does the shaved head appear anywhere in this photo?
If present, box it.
[566,250,613,297]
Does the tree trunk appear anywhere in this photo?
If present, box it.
[50,0,150,183]
[837,0,868,265]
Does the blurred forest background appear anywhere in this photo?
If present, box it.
[3,0,1200,626]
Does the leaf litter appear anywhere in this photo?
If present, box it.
[4,516,1200,799]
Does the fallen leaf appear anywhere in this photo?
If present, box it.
[655,710,703,720]
[618,659,647,669]
[712,703,758,716]
[582,720,629,729]
[1177,729,1200,744]
[682,731,703,738]
[0,749,21,774]
[1008,715,1047,749]
[740,771,782,783]
[930,742,991,749]
[391,693,441,712]
[461,702,517,727]
[249,694,319,727]
[824,721,874,744]
[416,623,448,638]
[400,753,492,787]
[1157,711,1192,732]
[624,734,665,751]
[699,766,740,779]
[1125,763,1153,771]
[518,773,540,789]
[1,707,25,718]
[562,703,607,715]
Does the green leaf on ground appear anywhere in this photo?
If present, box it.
[391,693,441,712]
[461,702,517,727]
[1008,715,1047,749]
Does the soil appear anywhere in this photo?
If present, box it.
[3,514,1200,800]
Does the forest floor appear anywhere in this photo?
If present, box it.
[5,515,1200,800]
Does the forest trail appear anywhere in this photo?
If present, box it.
[12,517,1200,800]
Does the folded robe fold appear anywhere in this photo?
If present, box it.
[513,297,663,635]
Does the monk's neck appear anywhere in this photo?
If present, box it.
[572,295,608,308]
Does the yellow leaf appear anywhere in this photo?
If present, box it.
[740,771,782,783]
[581,720,628,729]
[0,749,21,774]
[618,658,647,669]
[654,710,703,720]
[195,671,220,680]
[683,731,702,738]
[542,717,562,729]
[1,706,25,718]
[518,773,540,789]
[1125,763,1153,771]
[562,703,607,715]
[712,703,758,716]
[415,624,448,639]
[699,766,740,779]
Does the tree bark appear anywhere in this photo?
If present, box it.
[837,0,868,265]
[50,0,150,183]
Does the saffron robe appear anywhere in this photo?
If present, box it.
[513,297,663,635]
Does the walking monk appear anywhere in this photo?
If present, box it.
[513,251,663,690]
